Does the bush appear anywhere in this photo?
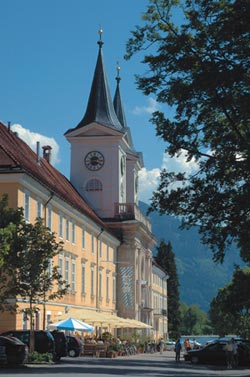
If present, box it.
[27,351,53,363]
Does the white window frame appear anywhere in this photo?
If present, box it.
[112,274,116,303]
[71,258,76,292]
[82,226,86,249]
[99,269,102,299]
[91,234,95,254]
[72,221,76,244]
[81,262,86,294]
[24,190,30,221]
[59,212,64,238]
[66,217,70,242]
[65,257,69,286]
[91,266,95,297]
[106,272,110,301]
[36,197,42,219]
[47,204,52,230]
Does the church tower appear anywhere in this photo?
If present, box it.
[65,30,142,219]
[65,30,156,325]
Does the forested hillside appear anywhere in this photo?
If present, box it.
[139,201,241,312]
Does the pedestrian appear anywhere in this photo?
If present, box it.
[232,338,238,368]
[184,338,191,352]
[174,338,182,362]
[225,338,234,369]
[159,338,164,354]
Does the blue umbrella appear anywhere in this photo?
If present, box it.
[48,317,94,332]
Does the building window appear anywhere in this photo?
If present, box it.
[47,205,52,230]
[91,234,95,254]
[65,258,69,286]
[86,179,102,191]
[66,218,70,241]
[112,274,116,303]
[72,221,76,244]
[24,190,30,221]
[72,259,76,292]
[106,246,110,262]
[22,310,28,330]
[81,263,86,294]
[59,212,63,238]
[91,267,95,297]
[99,270,102,299]
[99,240,102,258]
[82,226,86,249]
[36,198,42,218]
[59,254,63,288]
[106,273,110,301]
[48,258,52,277]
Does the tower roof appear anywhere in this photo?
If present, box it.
[66,31,123,134]
[113,65,127,129]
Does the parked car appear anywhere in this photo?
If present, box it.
[1,330,55,356]
[66,335,83,357]
[165,341,176,351]
[184,339,250,366]
[50,330,68,360]
[0,335,28,365]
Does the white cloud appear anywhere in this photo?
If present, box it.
[162,149,198,174]
[138,167,161,203]
[132,97,161,115]
[11,124,60,166]
[138,150,199,204]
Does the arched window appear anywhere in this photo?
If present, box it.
[85,179,102,191]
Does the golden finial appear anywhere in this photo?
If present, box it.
[98,27,104,47]
[116,61,121,83]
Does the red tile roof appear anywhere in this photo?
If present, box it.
[0,121,106,228]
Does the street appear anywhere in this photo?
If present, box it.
[1,351,250,377]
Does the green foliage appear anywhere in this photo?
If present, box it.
[101,331,112,340]
[27,351,53,364]
[209,266,250,338]
[0,194,23,269]
[180,303,212,335]
[0,194,69,350]
[126,0,250,263]
[155,240,181,338]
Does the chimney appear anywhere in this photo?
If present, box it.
[42,145,52,164]
[36,141,40,165]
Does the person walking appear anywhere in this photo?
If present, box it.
[225,338,234,369]
[174,339,182,362]
[232,338,238,368]
[159,338,164,354]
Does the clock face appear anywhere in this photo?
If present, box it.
[84,151,104,171]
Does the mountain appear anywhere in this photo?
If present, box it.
[139,201,241,312]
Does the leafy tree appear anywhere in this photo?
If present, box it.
[209,266,250,338]
[155,240,181,339]
[0,194,24,269]
[0,195,68,351]
[180,303,212,335]
[125,0,250,263]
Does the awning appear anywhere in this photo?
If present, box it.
[56,309,152,329]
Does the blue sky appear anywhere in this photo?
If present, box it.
[1,0,197,203]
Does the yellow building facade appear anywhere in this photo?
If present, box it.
[0,147,119,332]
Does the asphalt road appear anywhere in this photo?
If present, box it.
[1,351,250,377]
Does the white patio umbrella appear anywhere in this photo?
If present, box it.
[48,317,94,332]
